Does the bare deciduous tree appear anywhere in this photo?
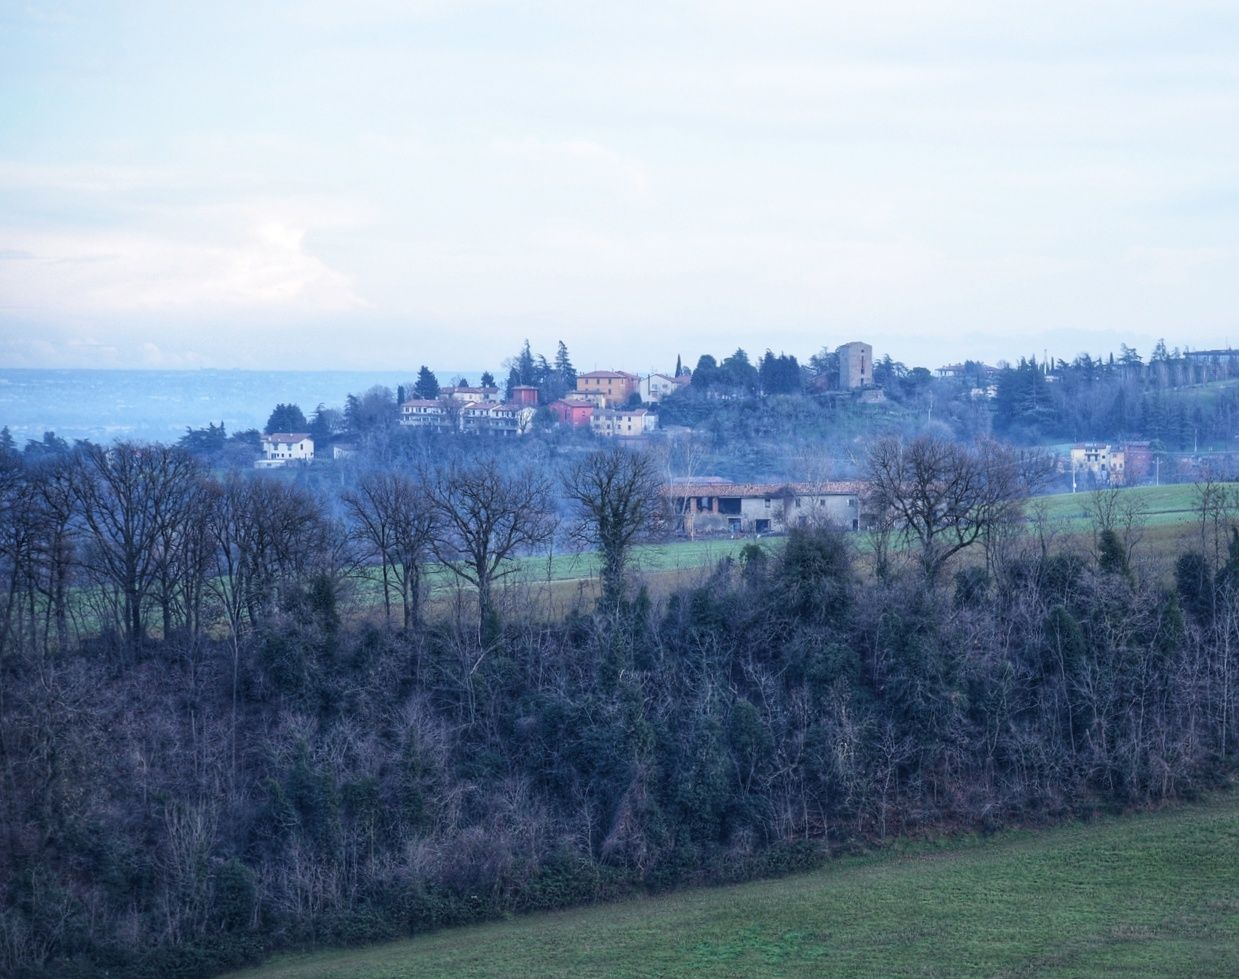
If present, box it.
[866,433,1030,583]
[426,459,555,637]
[342,470,436,630]
[71,443,201,652]
[564,448,662,608]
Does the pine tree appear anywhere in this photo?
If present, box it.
[517,340,536,385]
[265,403,307,434]
[414,365,440,400]
[554,341,577,387]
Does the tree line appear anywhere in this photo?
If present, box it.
[0,435,1236,977]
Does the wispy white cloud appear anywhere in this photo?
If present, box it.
[1,1,1237,369]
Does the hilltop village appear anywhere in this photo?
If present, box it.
[238,339,1239,503]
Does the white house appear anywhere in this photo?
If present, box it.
[460,402,536,436]
[257,433,314,468]
[639,373,690,403]
[400,399,452,431]
[591,408,657,438]
[441,385,501,403]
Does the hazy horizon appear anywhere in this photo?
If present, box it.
[3,2,1238,371]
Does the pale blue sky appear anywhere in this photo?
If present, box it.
[2,1,1238,372]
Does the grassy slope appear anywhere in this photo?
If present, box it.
[227,793,1239,979]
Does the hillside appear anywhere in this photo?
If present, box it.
[228,794,1239,979]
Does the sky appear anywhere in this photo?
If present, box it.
[1,1,1238,374]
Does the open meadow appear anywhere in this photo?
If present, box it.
[226,792,1239,979]
[332,482,1224,626]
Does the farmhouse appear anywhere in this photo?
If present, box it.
[1070,443,1126,487]
[666,479,864,535]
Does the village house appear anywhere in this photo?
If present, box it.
[460,402,536,436]
[666,479,865,535]
[547,398,594,428]
[639,372,690,403]
[1070,443,1126,488]
[399,399,453,431]
[577,370,639,407]
[441,385,500,403]
[591,407,657,438]
[256,432,314,468]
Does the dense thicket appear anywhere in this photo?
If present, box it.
[0,446,1236,978]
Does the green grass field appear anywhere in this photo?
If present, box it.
[58,483,1232,637]
[227,793,1239,979]
[328,483,1227,625]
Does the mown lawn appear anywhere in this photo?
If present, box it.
[226,793,1239,979]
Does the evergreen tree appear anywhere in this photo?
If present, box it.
[554,340,577,387]
[344,394,362,433]
[414,365,440,400]
[675,354,683,377]
[692,354,719,388]
[23,431,70,458]
[308,404,335,445]
[517,340,536,385]
[178,421,227,455]
[480,370,496,388]
[265,403,307,434]
[0,425,15,457]
[721,348,758,393]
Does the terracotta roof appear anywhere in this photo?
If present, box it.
[580,370,637,380]
[664,480,864,498]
